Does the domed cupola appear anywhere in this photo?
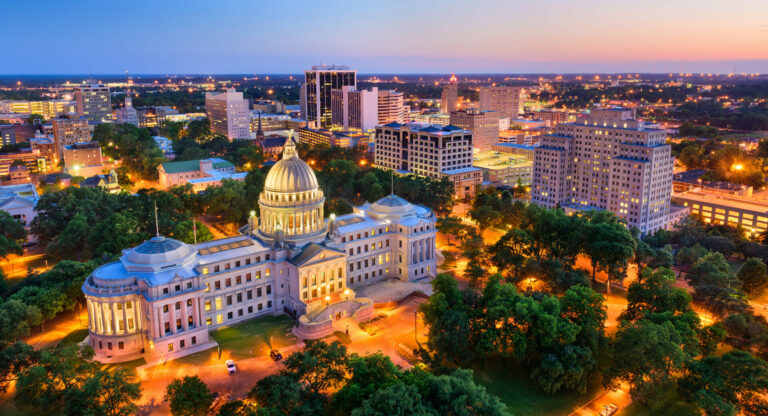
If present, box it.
[121,236,196,273]
[366,194,417,221]
[256,137,327,246]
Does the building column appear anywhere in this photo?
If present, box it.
[122,302,128,334]
[96,302,104,334]
[182,299,189,330]
[170,302,177,334]
[134,300,141,332]
[156,307,163,338]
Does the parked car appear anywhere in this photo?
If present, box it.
[599,403,618,416]
[225,359,237,375]
[270,349,283,361]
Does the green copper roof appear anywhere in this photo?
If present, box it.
[160,159,201,174]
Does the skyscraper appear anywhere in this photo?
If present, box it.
[532,108,676,234]
[449,109,500,151]
[377,90,406,124]
[301,65,356,128]
[479,86,524,120]
[331,86,378,131]
[75,83,112,124]
[440,74,458,113]
[205,88,251,140]
[115,95,139,126]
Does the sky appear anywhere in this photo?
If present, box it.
[3,0,768,74]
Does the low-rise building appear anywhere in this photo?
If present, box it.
[472,150,533,188]
[80,169,121,193]
[672,190,768,237]
[491,143,537,159]
[158,158,246,192]
[63,141,102,172]
[0,182,38,226]
[298,128,369,149]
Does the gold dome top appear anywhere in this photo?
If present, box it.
[264,137,320,194]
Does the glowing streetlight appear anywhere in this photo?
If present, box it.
[732,163,744,172]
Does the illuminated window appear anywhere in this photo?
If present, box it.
[202,267,209,275]
[205,301,211,311]
[215,297,222,310]
[216,314,223,324]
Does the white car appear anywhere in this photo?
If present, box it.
[600,403,618,416]
[225,359,237,375]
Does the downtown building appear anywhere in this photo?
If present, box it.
[82,138,437,363]
[330,86,379,131]
[440,75,459,113]
[75,83,112,124]
[52,115,91,162]
[377,89,408,124]
[532,108,680,234]
[300,65,357,128]
[0,99,75,119]
[374,122,482,200]
[115,95,139,126]
[479,86,524,120]
[205,88,251,140]
[450,109,500,151]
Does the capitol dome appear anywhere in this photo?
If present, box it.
[367,194,417,220]
[121,236,195,272]
[256,137,327,246]
[264,137,319,193]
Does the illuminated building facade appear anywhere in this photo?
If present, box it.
[450,109,500,150]
[532,108,677,234]
[52,115,91,159]
[331,86,379,131]
[205,89,251,140]
[377,90,407,124]
[479,86,524,120]
[0,100,75,119]
[301,65,356,128]
[374,122,482,199]
[75,83,112,123]
[439,75,458,113]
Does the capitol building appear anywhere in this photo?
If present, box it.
[82,138,438,363]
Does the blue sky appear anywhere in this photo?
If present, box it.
[3,0,768,74]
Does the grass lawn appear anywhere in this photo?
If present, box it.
[209,315,297,360]
[102,357,147,374]
[471,357,602,416]
[58,328,89,346]
[617,389,699,416]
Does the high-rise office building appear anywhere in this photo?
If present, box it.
[205,88,251,140]
[52,115,91,160]
[301,65,356,128]
[374,122,482,199]
[450,109,500,151]
[531,108,676,234]
[75,83,112,124]
[331,86,378,131]
[440,75,458,113]
[115,95,139,126]
[377,90,406,124]
[479,86,524,120]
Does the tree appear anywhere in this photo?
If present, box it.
[216,400,258,416]
[248,373,324,416]
[407,368,508,416]
[585,220,637,294]
[0,342,37,394]
[419,274,474,364]
[331,353,401,415]
[470,205,501,231]
[352,383,434,416]
[0,300,41,344]
[0,211,27,258]
[203,179,252,224]
[436,216,464,262]
[723,312,768,359]
[164,375,213,416]
[488,228,531,279]
[738,258,768,295]
[606,318,694,405]
[13,343,137,415]
[679,350,768,416]
[66,369,142,416]
[172,220,214,244]
[283,340,349,394]
[620,268,693,322]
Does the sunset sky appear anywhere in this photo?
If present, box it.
[4,0,768,74]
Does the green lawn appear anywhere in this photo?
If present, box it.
[617,389,699,416]
[471,357,602,416]
[209,315,297,360]
[58,328,89,346]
